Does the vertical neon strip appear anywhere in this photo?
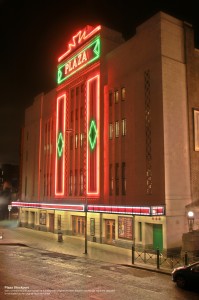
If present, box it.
[55,94,66,196]
[86,74,100,196]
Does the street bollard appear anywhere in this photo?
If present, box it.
[157,248,160,269]
[57,231,63,242]
[132,245,135,264]
[184,251,188,265]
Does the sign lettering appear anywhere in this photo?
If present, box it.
[57,36,100,84]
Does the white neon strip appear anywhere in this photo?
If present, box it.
[11,202,165,215]
[55,94,66,196]
[86,74,100,196]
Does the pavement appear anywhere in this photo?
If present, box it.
[0,220,171,275]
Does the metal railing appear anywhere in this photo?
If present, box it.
[131,246,199,270]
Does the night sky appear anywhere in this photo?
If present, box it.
[0,0,198,165]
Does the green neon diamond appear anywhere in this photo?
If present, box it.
[89,119,97,150]
[57,131,64,158]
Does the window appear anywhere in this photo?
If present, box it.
[80,169,83,195]
[114,90,119,103]
[122,162,126,195]
[109,164,113,195]
[75,108,78,120]
[75,134,78,149]
[80,106,84,118]
[121,87,126,101]
[109,91,113,106]
[109,123,113,139]
[74,169,78,195]
[70,135,73,150]
[122,118,126,136]
[80,133,84,147]
[115,121,119,137]
[115,163,119,195]
[194,109,199,151]
[69,170,73,195]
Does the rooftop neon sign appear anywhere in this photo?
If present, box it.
[58,25,101,62]
[57,36,100,84]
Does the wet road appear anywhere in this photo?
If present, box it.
[0,245,198,300]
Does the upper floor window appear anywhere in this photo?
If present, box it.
[80,106,84,118]
[115,163,119,195]
[69,171,73,195]
[109,123,113,139]
[80,133,84,147]
[115,121,119,137]
[114,90,119,103]
[75,134,78,149]
[109,91,113,106]
[121,87,126,101]
[80,169,83,195]
[122,162,126,195]
[122,119,126,136]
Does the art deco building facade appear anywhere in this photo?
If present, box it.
[13,12,199,253]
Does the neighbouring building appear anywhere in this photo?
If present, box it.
[12,11,199,253]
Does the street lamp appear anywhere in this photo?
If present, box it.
[84,197,88,254]
[8,205,12,220]
[187,211,194,232]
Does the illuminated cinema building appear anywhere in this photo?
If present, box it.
[13,12,199,253]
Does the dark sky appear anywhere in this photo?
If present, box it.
[0,0,198,165]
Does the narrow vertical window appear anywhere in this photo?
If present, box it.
[75,134,78,149]
[122,118,126,136]
[80,169,83,195]
[121,87,126,101]
[70,135,73,150]
[109,91,113,106]
[115,121,119,137]
[109,164,113,195]
[75,169,78,195]
[114,90,119,103]
[115,163,119,195]
[109,123,113,139]
[122,162,126,195]
[69,170,72,195]
[80,133,84,147]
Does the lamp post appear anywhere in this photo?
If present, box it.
[187,211,194,232]
[8,205,12,220]
[84,196,88,254]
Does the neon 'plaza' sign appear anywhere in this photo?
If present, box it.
[57,36,100,84]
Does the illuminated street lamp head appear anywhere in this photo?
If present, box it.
[187,211,194,218]
[187,211,194,232]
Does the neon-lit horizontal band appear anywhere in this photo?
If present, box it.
[11,202,84,212]
[11,202,165,216]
